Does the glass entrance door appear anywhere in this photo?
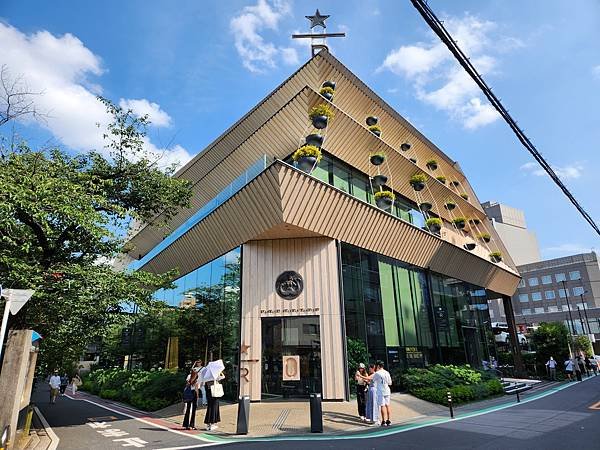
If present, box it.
[261,316,322,399]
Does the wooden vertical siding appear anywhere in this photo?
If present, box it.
[240,238,345,401]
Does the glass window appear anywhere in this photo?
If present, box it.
[545,290,555,300]
[518,294,528,303]
[489,309,495,318]
[528,277,539,287]
[332,161,350,193]
[555,273,566,282]
[541,275,552,285]
[351,174,370,203]
[561,305,570,311]
[521,309,531,315]
[531,292,542,301]
[572,286,584,296]
[547,306,559,312]
[534,307,544,314]
[559,288,567,298]
[569,271,581,281]
[518,279,525,288]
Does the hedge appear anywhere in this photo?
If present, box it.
[81,368,186,411]
[412,379,503,405]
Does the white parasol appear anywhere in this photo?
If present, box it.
[198,359,225,382]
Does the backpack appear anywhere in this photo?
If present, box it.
[183,384,195,402]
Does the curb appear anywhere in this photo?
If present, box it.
[32,406,59,450]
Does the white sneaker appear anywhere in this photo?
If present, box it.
[206,425,212,431]
[211,425,219,430]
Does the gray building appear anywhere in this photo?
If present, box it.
[489,252,600,346]
[482,201,541,266]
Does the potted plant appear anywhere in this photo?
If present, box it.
[451,180,460,187]
[371,174,388,188]
[426,217,443,233]
[426,159,438,171]
[489,251,502,263]
[409,173,427,191]
[368,124,382,137]
[444,200,456,210]
[452,217,466,229]
[419,202,433,212]
[374,190,395,210]
[292,144,322,173]
[468,218,481,225]
[366,116,378,126]
[305,133,324,148]
[477,232,491,243]
[400,142,411,152]
[319,86,335,101]
[322,80,336,90]
[436,175,447,184]
[464,243,477,251]
[309,103,334,129]
[460,193,469,200]
[370,151,386,166]
[409,157,418,164]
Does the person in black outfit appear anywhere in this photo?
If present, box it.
[354,363,368,421]
[204,372,225,431]
[182,370,199,430]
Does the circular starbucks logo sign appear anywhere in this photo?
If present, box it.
[275,271,304,300]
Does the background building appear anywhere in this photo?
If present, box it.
[482,201,541,266]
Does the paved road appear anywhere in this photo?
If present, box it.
[217,376,600,450]
[32,385,209,450]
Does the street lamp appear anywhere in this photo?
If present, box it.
[561,280,577,335]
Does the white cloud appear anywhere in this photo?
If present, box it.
[118,98,172,127]
[543,243,592,258]
[0,22,191,169]
[592,65,600,79]
[379,14,516,130]
[229,0,295,73]
[520,161,583,180]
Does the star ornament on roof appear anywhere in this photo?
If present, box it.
[306,9,330,29]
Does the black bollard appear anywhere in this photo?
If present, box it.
[447,391,454,418]
[236,395,250,435]
[309,393,323,433]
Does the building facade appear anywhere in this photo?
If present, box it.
[481,201,541,266]
[124,51,520,401]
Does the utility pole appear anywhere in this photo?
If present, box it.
[561,280,577,335]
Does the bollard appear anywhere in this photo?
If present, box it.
[236,396,251,435]
[516,390,520,403]
[447,391,454,418]
[309,393,323,433]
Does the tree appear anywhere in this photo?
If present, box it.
[530,322,570,377]
[573,335,593,356]
[0,96,192,372]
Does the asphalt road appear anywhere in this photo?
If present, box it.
[32,385,207,450]
[217,376,600,450]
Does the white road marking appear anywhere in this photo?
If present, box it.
[33,406,60,450]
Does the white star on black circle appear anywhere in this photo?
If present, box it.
[305,9,329,29]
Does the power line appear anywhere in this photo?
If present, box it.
[410,0,600,237]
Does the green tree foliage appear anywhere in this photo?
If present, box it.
[530,322,570,376]
[0,97,192,372]
[573,334,593,356]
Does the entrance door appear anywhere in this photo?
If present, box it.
[462,326,483,368]
[261,316,322,399]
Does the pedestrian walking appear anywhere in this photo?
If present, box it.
[59,373,69,395]
[71,373,82,396]
[564,358,574,381]
[584,356,593,377]
[373,360,393,427]
[354,363,368,421]
[545,357,557,381]
[363,364,378,425]
[192,360,207,407]
[588,357,598,376]
[49,370,61,404]
[574,356,583,381]
[182,370,199,430]
[200,359,225,431]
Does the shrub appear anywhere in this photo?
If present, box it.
[435,175,447,183]
[319,86,334,96]
[426,218,442,228]
[477,232,491,241]
[460,193,469,200]
[309,103,334,120]
[409,173,427,185]
[374,190,395,201]
[292,145,322,162]
[453,217,466,225]
[100,389,120,400]
[426,159,438,168]
[368,124,382,133]
[489,251,502,260]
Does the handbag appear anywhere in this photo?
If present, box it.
[183,385,195,402]
[210,381,224,398]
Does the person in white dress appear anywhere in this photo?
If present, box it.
[372,360,393,426]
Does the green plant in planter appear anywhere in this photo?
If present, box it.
[460,193,469,200]
[453,217,467,228]
[426,217,443,231]
[309,103,334,120]
[410,173,427,185]
[426,159,438,170]
[319,86,334,96]
[489,251,502,262]
[374,191,395,201]
[368,124,382,134]
[436,175,447,184]
[444,200,456,210]
[292,144,322,162]
[477,232,491,243]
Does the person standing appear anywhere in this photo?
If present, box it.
[192,360,207,407]
[362,364,378,425]
[584,356,592,377]
[204,369,225,431]
[182,370,199,430]
[59,373,69,396]
[545,357,557,381]
[564,357,574,381]
[71,373,82,396]
[49,370,61,404]
[373,360,393,427]
[354,363,368,421]
[574,356,583,381]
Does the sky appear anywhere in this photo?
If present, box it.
[1,0,599,260]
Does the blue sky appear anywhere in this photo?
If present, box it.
[1,0,599,260]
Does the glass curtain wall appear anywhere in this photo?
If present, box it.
[341,244,493,376]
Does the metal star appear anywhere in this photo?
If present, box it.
[305,9,329,29]
[241,343,251,354]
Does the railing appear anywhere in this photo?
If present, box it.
[130,155,270,270]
